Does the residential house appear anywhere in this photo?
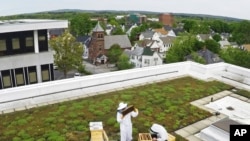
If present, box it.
[105,24,114,35]
[124,47,144,68]
[139,30,158,40]
[185,48,223,64]
[159,36,176,52]
[0,19,68,89]
[142,47,163,67]
[167,30,177,37]
[220,33,230,41]
[219,40,231,48]
[152,28,168,37]
[76,36,91,59]
[196,34,213,42]
[124,47,163,68]
[126,23,137,36]
[242,44,250,51]
[229,42,239,48]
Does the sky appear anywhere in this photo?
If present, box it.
[1,0,250,20]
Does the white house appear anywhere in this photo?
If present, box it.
[126,23,137,36]
[219,40,231,48]
[158,36,176,52]
[197,34,213,42]
[139,30,157,40]
[167,29,177,37]
[124,47,144,68]
[142,47,163,67]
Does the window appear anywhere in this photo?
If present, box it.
[28,66,37,84]
[12,38,20,49]
[26,37,34,47]
[0,39,7,51]
[154,58,158,61]
[1,70,12,88]
[98,33,103,38]
[144,59,150,64]
[39,36,46,41]
[42,70,50,81]
[15,68,25,86]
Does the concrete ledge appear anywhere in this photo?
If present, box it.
[15,106,26,112]
[175,129,190,138]
[186,135,202,141]
[3,109,14,114]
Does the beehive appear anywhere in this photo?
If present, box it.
[168,133,176,141]
[138,133,152,141]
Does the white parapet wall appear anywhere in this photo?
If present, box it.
[0,61,249,112]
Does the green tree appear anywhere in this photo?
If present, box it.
[204,39,221,54]
[231,20,250,44]
[210,20,230,33]
[190,52,206,64]
[166,34,196,63]
[70,13,92,36]
[49,30,84,78]
[219,47,250,68]
[112,26,125,35]
[212,34,222,42]
[117,54,134,70]
[107,44,123,63]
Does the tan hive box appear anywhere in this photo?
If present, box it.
[138,133,152,141]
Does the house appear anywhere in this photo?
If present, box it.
[124,47,144,68]
[159,36,176,52]
[126,23,137,36]
[141,47,163,67]
[0,19,68,89]
[105,24,114,35]
[139,30,158,40]
[167,30,176,37]
[185,48,223,64]
[76,36,91,59]
[241,44,250,51]
[197,34,213,42]
[219,40,231,48]
[88,22,132,64]
[152,28,168,37]
[124,47,163,68]
[220,33,231,41]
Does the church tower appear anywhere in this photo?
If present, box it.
[88,22,105,63]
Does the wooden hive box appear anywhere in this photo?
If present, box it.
[138,133,152,141]
[121,105,134,116]
[168,133,176,141]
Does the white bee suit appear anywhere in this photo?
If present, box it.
[150,123,168,141]
[117,109,138,141]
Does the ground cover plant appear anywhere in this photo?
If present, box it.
[0,77,235,141]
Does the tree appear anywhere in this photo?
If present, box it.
[231,20,250,44]
[107,44,123,64]
[117,54,134,70]
[166,34,197,63]
[70,13,92,36]
[190,52,206,64]
[204,39,221,54]
[219,47,250,69]
[212,34,222,42]
[49,30,84,78]
[112,26,125,35]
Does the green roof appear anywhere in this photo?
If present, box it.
[142,47,154,56]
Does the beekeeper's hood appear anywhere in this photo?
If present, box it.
[150,124,159,134]
[117,102,127,110]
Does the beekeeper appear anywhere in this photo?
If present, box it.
[117,102,139,141]
[150,123,168,141]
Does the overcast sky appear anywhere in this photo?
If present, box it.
[1,0,250,20]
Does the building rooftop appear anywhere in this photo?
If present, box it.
[0,19,68,33]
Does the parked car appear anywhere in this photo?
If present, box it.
[74,73,81,78]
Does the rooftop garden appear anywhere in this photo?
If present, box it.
[0,77,240,141]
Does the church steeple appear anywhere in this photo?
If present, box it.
[92,22,104,32]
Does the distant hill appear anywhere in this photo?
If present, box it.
[44,9,244,21]
[0,9,245,22]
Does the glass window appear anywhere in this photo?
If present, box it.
[42,69,50,81]
[26,37,34,47]
[12,38,20,49]
[16,73,24,85]
[0,39,7,51]
[29,72,37,83]
[144,59,150,64]
[2,70,12,88]
[39,36,46,41]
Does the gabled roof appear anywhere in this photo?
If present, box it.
[124,47,144,56]
[163,25,173,31]
[141,30,155,38]
[159,36,176,44]
[135,39,154,47]
[172,28,185,36]
[92,22,104,32]
[76,36,91,47]
[142,47,154,56]
[197,34,212,41]
[104,35,132,49]
[186,48,223,64]
[153,28,168,35]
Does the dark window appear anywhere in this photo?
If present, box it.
[15,68,25,86]
[28,66,37,84]
[1,70,12,88]
[38,30,48,52]
[50,64,54,80]
[41,64,50,82]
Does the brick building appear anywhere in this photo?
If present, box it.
[159,13,174,27]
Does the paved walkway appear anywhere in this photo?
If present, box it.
[174,90,250,141]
